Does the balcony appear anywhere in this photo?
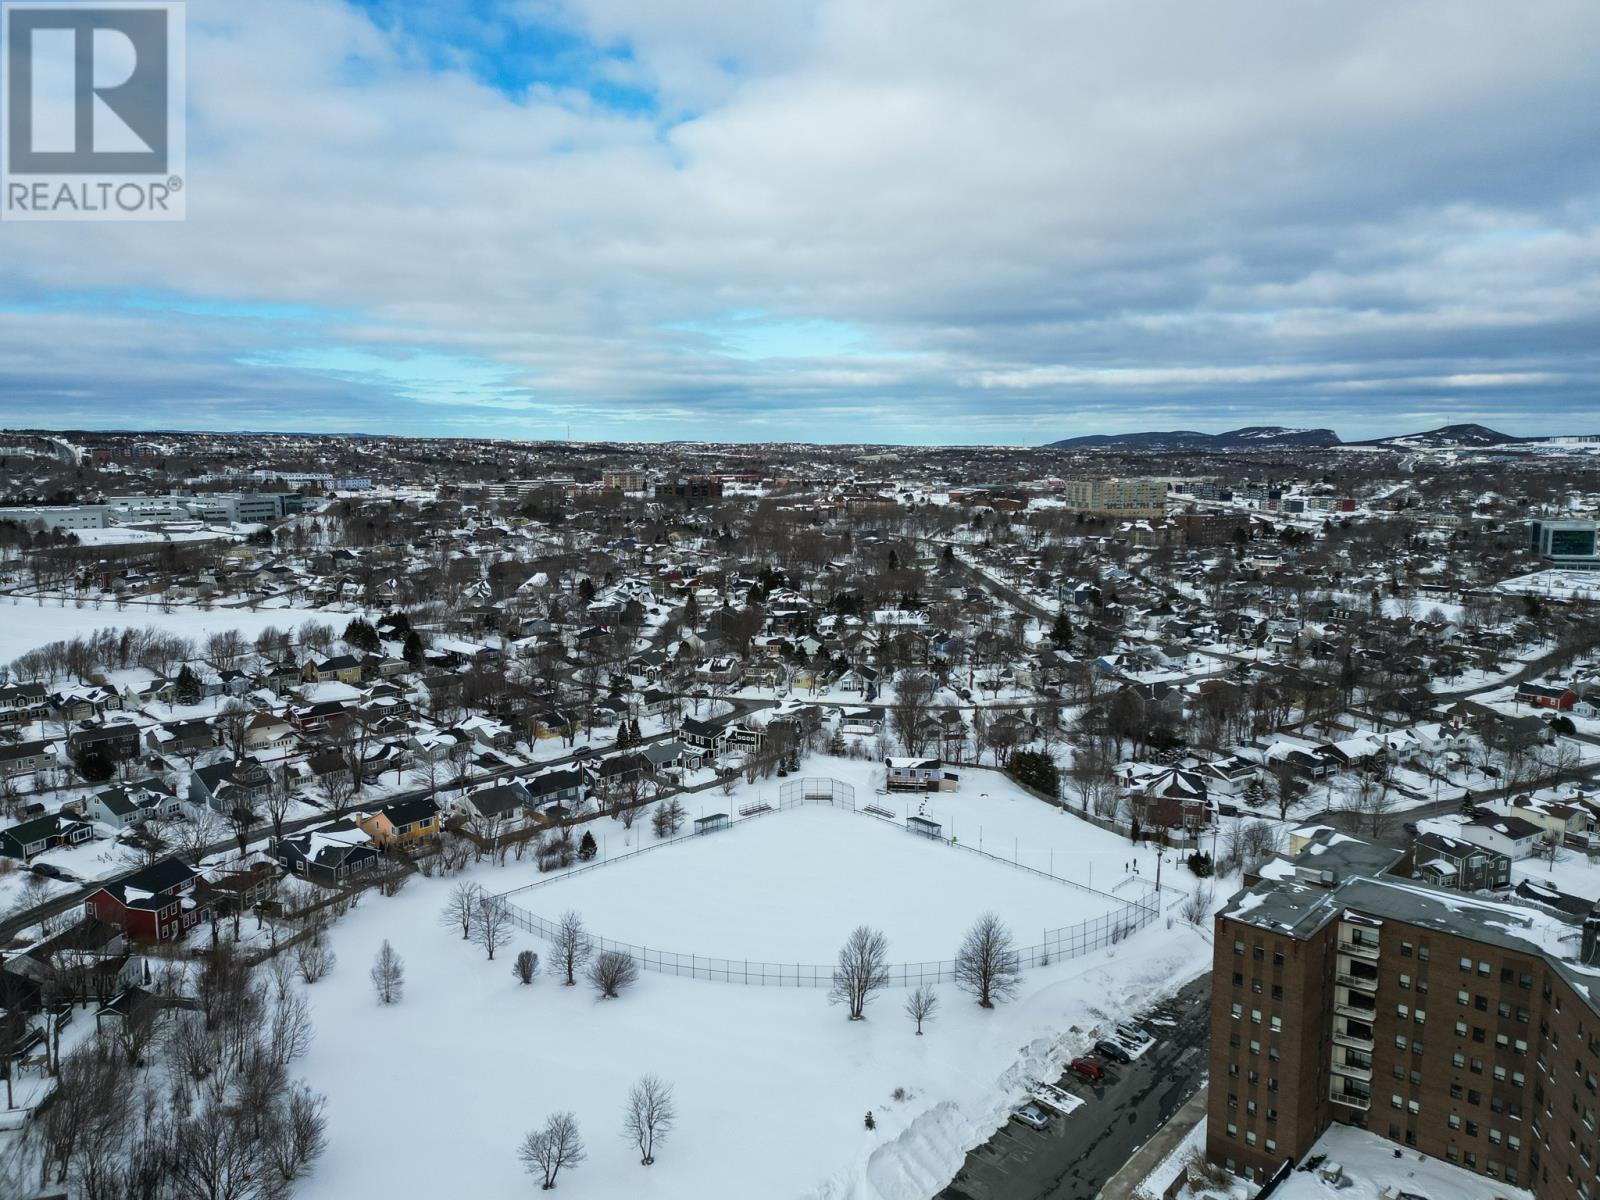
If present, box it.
[1338,938,1380,960]
[1331,1058,1373,1083]
[1336,999,1378,1021]
[1334,1029,1376,1052]
[1336,970,1379,992]
[1330,1085,1371,1111]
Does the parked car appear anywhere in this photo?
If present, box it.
[1094,1039,1132,1064]
[1011,1103,1050,1131]
[1070,1056,1106,1082]
[31,862,73,881]
[1216,802,1240,817]
[1402,821,1420,837]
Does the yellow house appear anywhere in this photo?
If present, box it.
[302,654,366,685]
[356,798,442,847]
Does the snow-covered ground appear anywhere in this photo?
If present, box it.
[509,804,1125,964]
[295,767,1216,1200]
[0,595,352,666]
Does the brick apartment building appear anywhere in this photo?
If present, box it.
[1210,834,1600,1198]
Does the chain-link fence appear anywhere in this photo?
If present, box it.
[489,778,1161,988]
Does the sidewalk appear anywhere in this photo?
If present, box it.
[1096,1085,1208,1200]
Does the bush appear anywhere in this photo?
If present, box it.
[1006,750,1059,799]
[1186,851,1214,878]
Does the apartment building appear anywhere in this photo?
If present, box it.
[1059,477,1169,516]
[1210,846,1600,1198]
[602,471,646,492]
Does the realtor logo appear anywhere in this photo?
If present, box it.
[1,1,185,220]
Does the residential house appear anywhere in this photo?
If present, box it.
[524,766,586,814]
[274,824,380,887]
[1515,681,1577,711]
[0,812,94,859]
[85,779,181,830]
[303,653,366,685]
[354,797,441,848]
[83,858,206,941]
[189,757,275,816]
[0,738,53,779]
[68,722,143,764]
[1412,831,1511,891]
[1456,813,1544,860]
[885,757,956,792]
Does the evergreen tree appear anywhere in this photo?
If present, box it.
[402,630,424,667]
[887,549,900,573]
[174,664,201,706]
[1048,609,1073,651]
[682,591,700,630]
[629,718,642,745]
[578,577,596,604]
[344,616,379,653]
[578,830,598,861]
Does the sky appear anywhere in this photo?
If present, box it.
[0,0,1597,445]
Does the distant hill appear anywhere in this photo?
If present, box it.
[1352,423,1523,450]
[1041,422,1561,452]
[1046,426,1340,451]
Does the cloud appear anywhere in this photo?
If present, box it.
[0,0,1596,442]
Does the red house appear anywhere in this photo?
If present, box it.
[84,858,207,941]
[1516,681,1577,711]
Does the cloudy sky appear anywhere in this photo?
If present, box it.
[2,0,1597,444]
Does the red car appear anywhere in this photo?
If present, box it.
[1070,1056,1106,1082]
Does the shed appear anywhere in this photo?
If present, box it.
[694,813,730,835]
[906,815,943,840]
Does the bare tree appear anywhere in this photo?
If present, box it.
[589,950,639,998]
[555,910,592,986]
[1180,884,1214,926]
[439,881,479,940]
[905,984,939,1034]
[264,1084,329,1186]
[954,913,1019,1008]
[295,934,335,984]
[890,671,937,755]
[473,896,512,961]
[370,940,405,1004]
[830,925,890,1020]
[622,1074,677,1165]
[519,1111,586,1190]
[513,949,540,985]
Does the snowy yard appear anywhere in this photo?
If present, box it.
[295,766,1215,1200]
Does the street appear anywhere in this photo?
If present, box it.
[935,972,1212,1200]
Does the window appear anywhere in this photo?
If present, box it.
[1270,1016,1282,1032]
[1479,961,1491,977]
[1401,941,1414,957]
[1456,1021,1469,1036]
[1459,990,1471,1006]
[1231,1003,1243,1020]
[1251,1009,1261,1025]
[1392,1094,1404,1110]
[1415,1010,1427,1025]
[1409,1100,1421,1115]
[1399,974,1412,990]
[1273,949,1285,965]
[1398,1004,1410,1020]
[1419,946,1430,962]
[1271,984,1283,1000]
[1462,957,1474,972]
[1450,1114,1462,1130]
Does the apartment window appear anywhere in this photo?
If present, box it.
[1265,1138,1277,1153]
[1395,1035,1409,1050]
[1509,1134,1522,1151]
[1248,1070,1259,1085]
[1494,1066,1507,1082]
[1515,1039,1528,1055]
[1229,1032,1241,1048]
[1459,990,1471,1006]
[1273,950,1285,966]
[1454,1052,1467,1068]
[1452,1084,1464,1100]
[1266,1107,1278,1122]
[1479,961,1491,977]
[1401,941,1413,957]
[1270,1016,1282,1032]
[1472,1058,1485,1074]
[1231,1003,1243,1020]
[1415,1010,1426,1025]
[1245,1130,1258,1146]
[1417,978,1429,994]
[1397,1004,1410,1020]
[1409,1100,1421,1115]
[1461,957,1474,972]
[1412,1040,1424,1055]
[1393,1064,1407,1081]
[1254,944,1264,960]
[1467,1120,1479,1136]
[1246,1100,1257,1115]
[1271,984,1283,1000]
[1251,978,1262,994]
[1268,1046,1280,1062]
[1499,1001,1512,1018]
[1251,1009,1261,1025]
[1514,1071,1527,1087]
[1450,1114,1462,1130]
[1456,1021,1469,1037]
[1233,940,1245,956]
[1392,1094,1404,1110]
[1250,1040,1260,1055]
[1490,1129,1503,1145]
[1226,1122,1239,1137]
[1446,1145,1459,1163]
[1419,946,1430,962]
[1232,971,1243,987]
[1228,1064,1239,1077]
[1399,974,1411,990]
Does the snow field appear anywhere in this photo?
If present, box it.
[294,767,1215,1200]
[510,804,1125,964]
[0,595,357,667]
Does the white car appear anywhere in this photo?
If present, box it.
[1011,1103,1050,1132]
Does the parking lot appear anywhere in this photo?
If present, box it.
[934,972,1212,1200]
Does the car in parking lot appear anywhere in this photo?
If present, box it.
[1011,1103,1051,1131]
[1094,1039,1133,1064]
[1069,1056,1106,1082]
[31,863,73,881]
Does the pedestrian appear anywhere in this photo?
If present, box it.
[865,1111,876,1131]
